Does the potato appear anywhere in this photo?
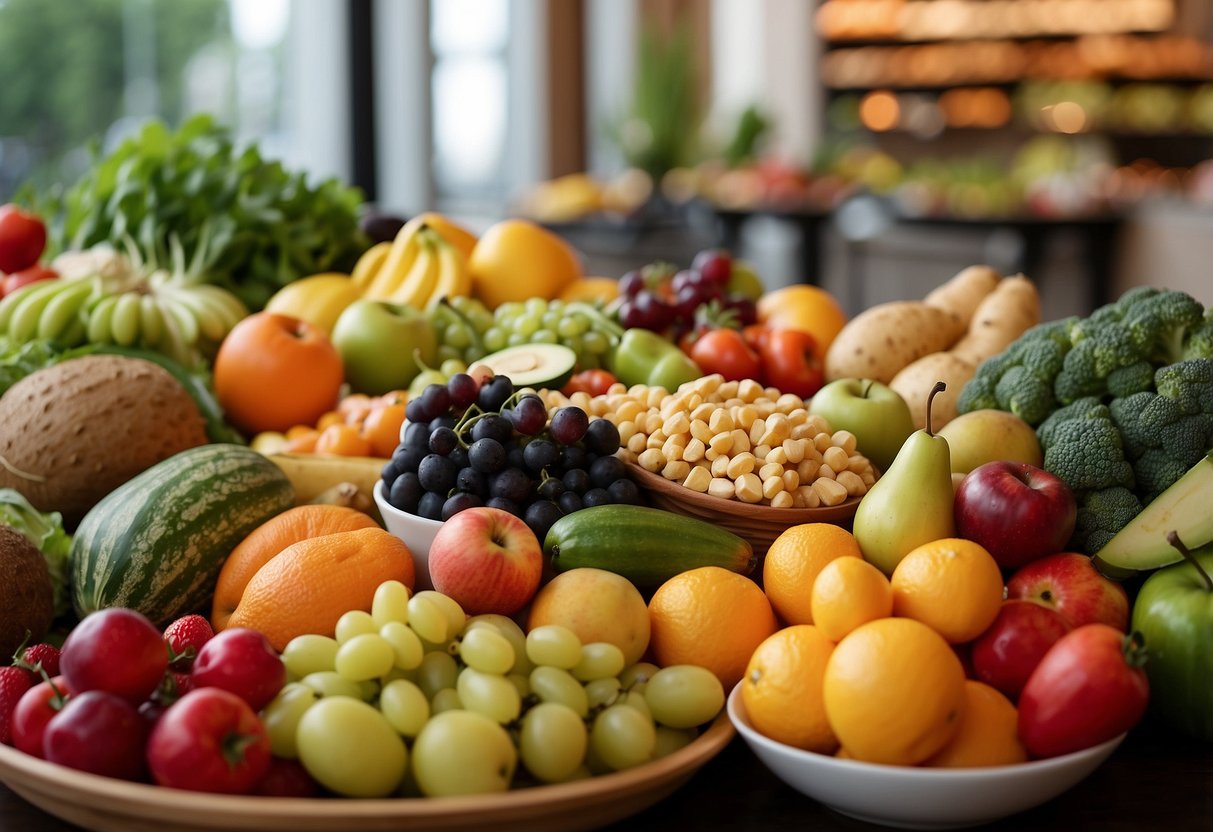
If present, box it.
[951,274,1041,365]
[0,355,209,526]
[923,265,1002,326]
[889,352,978,431]
[824,302,967,384]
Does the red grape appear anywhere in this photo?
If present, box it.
[549,406,589,445]
[692,249,733,285]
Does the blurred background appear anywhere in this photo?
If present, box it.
[3,0,1212,318]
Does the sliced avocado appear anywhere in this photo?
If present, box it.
[470,343,578,390]
[1094,453,1213,572]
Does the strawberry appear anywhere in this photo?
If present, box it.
[172,671,196,697]
[0,666,34,745]
[19,644,61,682]
[163,615,215,670]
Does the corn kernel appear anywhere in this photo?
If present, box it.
[758,461,784,481]
[711,455,731,478]
[733,406,757,430]
[617,400,644,423]
[690,418,714,444]
[627,432,648,455]
[708,431,734,456]
[749,418,767,445]
[848,454,871,474]
[683,465,712,493]
[817,464,837,480]
[726,452,756,479]
[836,470,867,498]
[765,446,788,465]
[690,403,716,423]
[831,430,858,456]
[708,408,735,434]
[822,445,849,472]
[782,469,800,491]
[734,472,763,503]
[752,444,772,461]
[717,380,740,400]
[738,379,763,403]
[758,413,791,446]
[730,428,751,454]
[798,457,821,482]
[762,475,785,501]
[782,438,806,464]
[662,436,685,461]
[798,485,821,508]
[683,437,707,463]
[705,448,720,461]
[775,393,803,414]
[662,460,691,481]
[770,490,794,509]
[708,477,736,500]
[812,477,849,507]
[637,448,665,472]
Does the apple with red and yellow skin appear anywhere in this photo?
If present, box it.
[427,507,543,616]
[1007,552,1130,632]
[954,461,1077,569]
[971,599,1072,700]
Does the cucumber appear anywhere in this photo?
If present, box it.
[543,504,756,587]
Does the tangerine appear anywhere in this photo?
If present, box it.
[742,625,837,753]
[891,538,1005,644]
[923,680,1028,768]
[763,523,863,626]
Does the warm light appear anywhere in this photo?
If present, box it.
[860,91,902,132]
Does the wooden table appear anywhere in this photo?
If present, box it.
[3,716,1209,831]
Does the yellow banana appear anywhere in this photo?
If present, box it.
[388,232,441,309]
[363,223,425,300]
[263,452,386,505]
[350,243,392,292]
[423,234,471,311]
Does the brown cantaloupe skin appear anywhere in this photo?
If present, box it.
[0,524,54,657]
[0,355,209,527]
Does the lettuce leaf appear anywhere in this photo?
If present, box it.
[0,489,72,617]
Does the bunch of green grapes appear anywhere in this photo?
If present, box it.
[264,579,726,799]
[430,296,495,366]
[489,299,616,369]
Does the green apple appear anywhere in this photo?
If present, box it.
[331,299,438,395]
[808,378,914,473]
[1130,535,1213,741]
[937,409,1043,474]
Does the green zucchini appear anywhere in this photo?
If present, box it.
[70,443,295,625]
[543,504,756,587]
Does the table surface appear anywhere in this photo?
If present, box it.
[2,715,1209,832]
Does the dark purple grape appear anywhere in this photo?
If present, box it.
[583,420,621,456]
[418,454,458,494]
[405,398,432,424]
[692,249,733,285]
[524,500,563,542]
[589,455,627,490]
[428,427,459,455]
[380,456,402,487]
[468,438,507,473]
[582,487,612,508]
[508,395,548,436]
[456,467,487,495]
[447,373,479,409]
[429,415,457,434]
[417,491,445,520]
[420,384,452,416]
[523,439,559,473]
[618,270,645,297]
[673,286,701,320]
[728,295,758,326]
[633,291,675,331]
[670,269,696,295]
[562,468,590,495]
[491,468,532,503]
[477,375,514,412]
[506,445,527,471]
[559,445,589,472]
[616,300,643,329]
[537,476,565,500]
[471,414,513,445]
[392,445,427,475]
[549,407,589,445]
[607,478,641,505]
[693,280,723,305]
[402,420,430,450]
[556,491,583,514]
[449,445,469,469]
[442,492,484,520]
[486,496,520,515]
[388,472,422,511]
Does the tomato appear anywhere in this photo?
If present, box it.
[10,676,72,758]
[0,265,56,298]
[146,688,271,794]
[741,324,770,353]
[758,328,824,398]
[43,691,148,780]
[0,204,47,274]
[561,369,617,398]
[60,608,169,705]
[1017,624,1149,758]
[684,329,761,382]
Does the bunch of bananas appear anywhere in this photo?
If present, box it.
[351,217,471,311]
[0,245,248,368]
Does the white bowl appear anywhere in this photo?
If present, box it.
[726,684,1125,830]
[373,480,442,591]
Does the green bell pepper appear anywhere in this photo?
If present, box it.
[566,303,702,391]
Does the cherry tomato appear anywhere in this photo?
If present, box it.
[684,329,762,382]
[741,324,770,353]
[43,691,148,780]
[561,369,617,398]
[758,328,824,398]
[10,676,72,758]
[147,688,271,794]
[60,608,169,704]
[0,204,47,274]
[191,628,286,712]
[1018,624,1150,758]
[0,265,56,298]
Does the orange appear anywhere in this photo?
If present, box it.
[647,567,779,690]
[757,285,848,355]
[315,423,373,457]
[211,504,380,631]
[558,276,620,304]
[891,538,1005,644]
[526,568,650,665]
[822,617,966,765]
[283,430,319,454]
[468,219,582,309]
[810,556,893,642]
[362,404,407,458]
[763,523,863,626]
[924,681,1027,768]
[316,411,345,431]
[225,527,416,651]
[741,625,838,753]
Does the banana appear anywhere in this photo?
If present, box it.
[350,242,393,292]
[59,315,87,347]
[163,287,226,343]
[263,452,387,505]
[191,284,248,329]
[86,295,119,344]
[156,298,197,368]
[363,222,425,300]
[422,234,471,311]
[387,232,441,308]
[5,279,77,341]
[138,295,166,348]
[35,279,93,342]
[109,293,143,347]
[161,298,201,347]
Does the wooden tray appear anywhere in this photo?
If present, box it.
[0,712,733,832]
[628,464,861,561]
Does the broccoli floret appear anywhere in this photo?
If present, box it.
[1155,358,1213,413]
[1037,397,1136,492]
[1133,449,1198,503]
[994,365,1058,425]
[1105,361,1155,398]
[957,319,1073,424]
[1071,486,1143,555]
[956,374,999,413]
[1182,309,1213,361]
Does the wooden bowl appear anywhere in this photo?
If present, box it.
[0,712,733,832]
[627,464,860,561]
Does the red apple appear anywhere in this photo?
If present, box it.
[427,507,543,616]
[954,461,1077,569]
[1007,552,1130,631]
[971,600,1072,700]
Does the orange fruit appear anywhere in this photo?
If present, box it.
[527,568,650,665]
[468,219,581,309]
[763,523,863,625]
[315,423,373,457]
[211,505,380,631]
[924,680,1028,768]
[741,625,838,753]
[891,538,1005,644]
[316,411,344,431]
[822,617,966,765]
[757,285,848,355]
[811,556,893,642]
[225,527,416,651]
[362,404,407,458]
[648,567,779,690]
[283,430,319,453]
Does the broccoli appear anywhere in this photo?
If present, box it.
[1105,361,1155,398]
[1072,487,1143,555]
[1038,397,1136,492]
[1182,308,1213,361]
[957,318,1073,425]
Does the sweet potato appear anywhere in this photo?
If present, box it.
[950,275,1041,365]
[923,265,1002,327]
[824,302,967,384]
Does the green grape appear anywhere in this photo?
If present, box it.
[532,329,559,344]
[335,633,395,682]
[415,590,467,635]
[506,672,530,698]
[497,301,526,320]
[653,725,697,759]
[439,344,464,364]
[417,650,459,699]
[380,621,425,671]
[529,666,589,717]
[359,679,381,701]
[462,614,533,674]
[449,295,471,312]
[407,595,451,644]
[583,330,610,354]
[560,313,589,337]
[519,702,589,784]
[560,334,584,359]
[617,689,653,720]
[571,642,626,682]
[585,677,622,710]
[411,710,517,797]
[463,344,485,365]
[282,634,339,678]
[296,697,407,798]
[262,682,318,758]
[620,661,661,690]
[301,670,364,700]
[335,610,377,644]
[382,665,418,685]
[456,667,522,724]
[590,704,656,771]
[430,687,463,714]
[456,627,515,675]
[372,580,412,627]
[541,311,561,330]
[525,297,548,315]
[440,358,468,376]
[379,678,430,738]
[515,315,541,337]
[507,331,528,347]
[525,624,582,669]
[483,327,508,352]
[444,323,472,350]
[644,664,725,729]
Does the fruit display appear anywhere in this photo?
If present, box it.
[350,217,472,312]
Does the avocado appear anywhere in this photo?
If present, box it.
[0,524,54,658]
[470,343,578,390]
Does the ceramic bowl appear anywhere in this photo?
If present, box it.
[727,684,1125,830]
[374,480,442,590]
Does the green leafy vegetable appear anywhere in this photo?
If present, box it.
[0,489,72,617]
[0,338,69,398]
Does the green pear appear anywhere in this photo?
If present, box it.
[853,382,957,576]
